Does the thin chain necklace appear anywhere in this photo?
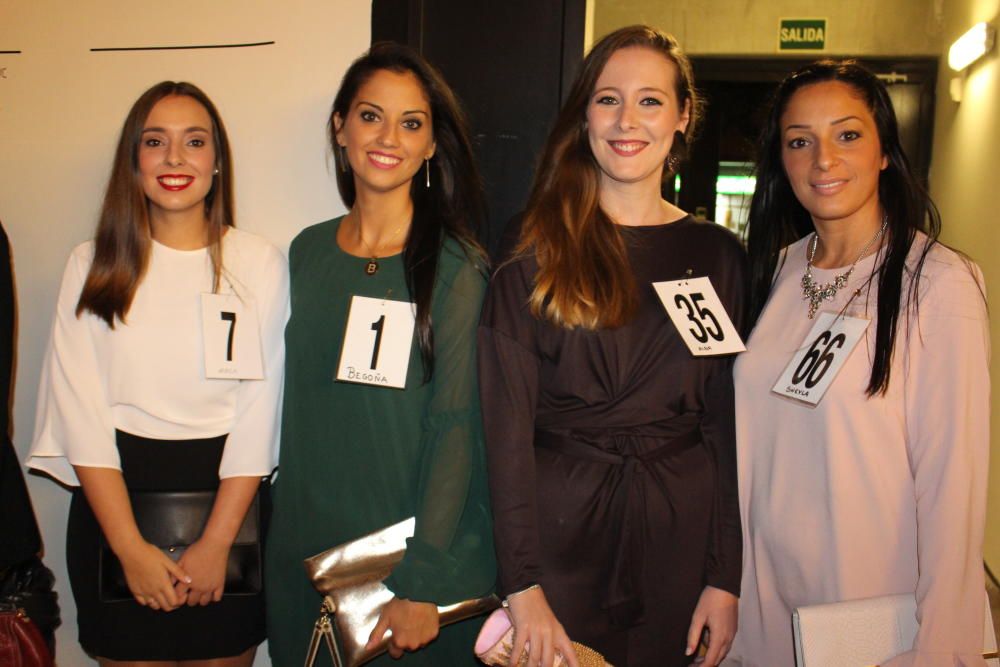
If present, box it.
[801,218,888,319]
[354,219,405,276]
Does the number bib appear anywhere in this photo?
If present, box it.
[771,312,870,405]
[653,277,746,356]
[200,293,265,380]
[335,295,415,389]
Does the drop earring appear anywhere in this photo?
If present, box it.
[425,158,431,188]
[339,145,348,173]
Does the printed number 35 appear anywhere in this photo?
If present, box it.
[674,292,724,344]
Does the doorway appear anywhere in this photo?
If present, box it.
[675,57,938,237]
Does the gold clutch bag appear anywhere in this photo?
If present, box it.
[303,516,500,667]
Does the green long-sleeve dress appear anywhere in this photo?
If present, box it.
[265,217,496,667]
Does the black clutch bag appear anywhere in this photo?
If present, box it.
[98,489,262,602]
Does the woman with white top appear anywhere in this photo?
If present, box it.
[28,81,288,665]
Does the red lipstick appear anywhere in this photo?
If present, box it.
[608,140,649,157]
[156,174,195,191]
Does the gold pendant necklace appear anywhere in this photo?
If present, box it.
[355,219,405,277]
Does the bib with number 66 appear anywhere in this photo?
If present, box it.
[653,276,746,356]
[771,312,870,405]
[336,295,416,389]
[200,293,265,380]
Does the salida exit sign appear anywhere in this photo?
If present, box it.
[779,18,827,50]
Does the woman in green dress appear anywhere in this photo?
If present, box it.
[265,44,496,666]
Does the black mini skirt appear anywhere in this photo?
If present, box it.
[67,430,269,661]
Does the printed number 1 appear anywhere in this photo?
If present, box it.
[370,315,385,369]
[220,311,236,362]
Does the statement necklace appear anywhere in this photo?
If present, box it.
[357,222,404,276]
[801,218,888,319]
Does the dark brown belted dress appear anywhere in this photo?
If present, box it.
[478,218,746,667]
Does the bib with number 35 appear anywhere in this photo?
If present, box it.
[200,293,265,380]
[771,312,870,405]
[336,295,416,389]
[653,276,745,356]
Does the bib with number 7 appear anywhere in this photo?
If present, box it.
[200,293,265,380]
[335,295,416,389]
[771,312,870,405]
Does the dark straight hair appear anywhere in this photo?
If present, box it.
[77,81,234,326]
[329,42,487,383]
[745,59,940,395]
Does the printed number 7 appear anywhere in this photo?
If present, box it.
[220,311,236,362]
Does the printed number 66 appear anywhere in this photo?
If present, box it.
[791,330,846,388]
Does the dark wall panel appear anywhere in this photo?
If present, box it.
[372,0,585,254]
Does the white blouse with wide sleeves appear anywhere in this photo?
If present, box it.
[29,227,289,486]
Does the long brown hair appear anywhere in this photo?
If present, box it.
[518,25,700,329]
[76,81,235,326]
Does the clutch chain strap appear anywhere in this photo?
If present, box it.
[304,598,343,667]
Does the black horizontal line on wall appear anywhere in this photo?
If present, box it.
[0,51,22,54]
[91,41,275,52]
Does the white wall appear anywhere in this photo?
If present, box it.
[0,2,370,664]
[927,0,1000,573]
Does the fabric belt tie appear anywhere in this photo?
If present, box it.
[534,428,702,628]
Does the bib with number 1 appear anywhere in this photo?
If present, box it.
[336,295,416,389]
[653,277,745,356]
[771,312,870,405]
[200,293,265,380]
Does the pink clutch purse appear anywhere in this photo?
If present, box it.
[474,608,614,667]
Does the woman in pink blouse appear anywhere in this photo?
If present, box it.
[727,60,990,666]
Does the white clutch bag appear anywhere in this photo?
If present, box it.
[792,591,999,667]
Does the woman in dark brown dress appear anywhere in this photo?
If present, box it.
[478,26,744,667]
